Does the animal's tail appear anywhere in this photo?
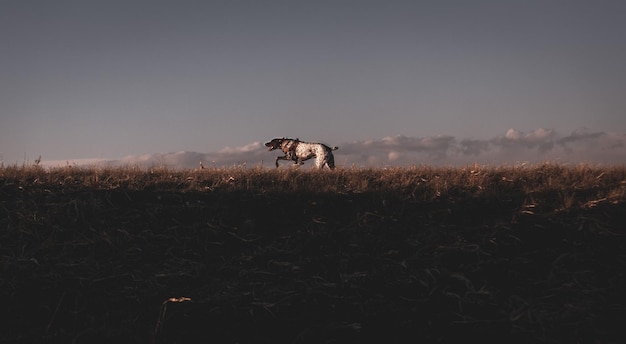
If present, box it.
[332,146,339,150]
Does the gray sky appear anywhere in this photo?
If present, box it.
[2,0,625,167]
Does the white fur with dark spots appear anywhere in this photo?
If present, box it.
[265,138,338,169]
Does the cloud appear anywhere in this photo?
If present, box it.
[492,128,556,151]
[554,129,626,162]
[41,128,626,169]
[218,142,263,154]
[387,151,402,161]
[459,139,490,156]
[343,135,451,152]
[42,143,268,169]
[557,127,606,148]
[341,128,625,166]
[340,135,456,165]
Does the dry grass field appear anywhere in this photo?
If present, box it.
[2,164,626,343]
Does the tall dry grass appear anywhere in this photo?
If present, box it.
[2,163,625,212]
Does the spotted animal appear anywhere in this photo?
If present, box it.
[265,138,338,169]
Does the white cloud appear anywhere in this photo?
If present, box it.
[527,128,554,141]
[40,128,626,169]
[388,151,402,161]
[505,128,521,140]
[218,142,263,154]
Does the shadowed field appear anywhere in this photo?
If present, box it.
[1,165,625,343]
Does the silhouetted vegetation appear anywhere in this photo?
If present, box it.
[2,164,625,343]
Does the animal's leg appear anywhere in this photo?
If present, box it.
[314,157,324,169]
[326,154,335,170]
[285,152,299,165]
[275,155,290,168]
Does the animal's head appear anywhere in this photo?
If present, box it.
[264,138,285,151]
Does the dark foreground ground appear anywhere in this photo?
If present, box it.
[1,171,626,343]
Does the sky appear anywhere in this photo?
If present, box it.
[2,0,625,168]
